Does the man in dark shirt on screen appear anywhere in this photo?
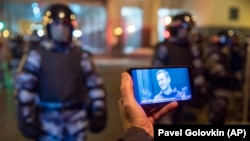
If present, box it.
[153,69,187,102]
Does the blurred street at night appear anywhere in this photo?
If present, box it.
[0,48,249,140]
[1,0,250,140]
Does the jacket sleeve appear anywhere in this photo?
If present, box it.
[117,127,153,141]
[14,50,41,138]
[80,51,107,133]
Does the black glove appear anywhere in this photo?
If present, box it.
[89,115,107,133]
[16,102,42,139]
[88,106,107,133]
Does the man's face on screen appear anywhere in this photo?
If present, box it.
[156,72,170,91]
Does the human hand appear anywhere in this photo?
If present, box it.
[118,72,178,137]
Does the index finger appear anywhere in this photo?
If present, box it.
[152,102,178,120]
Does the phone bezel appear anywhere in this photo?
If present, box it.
[127,65,195,109]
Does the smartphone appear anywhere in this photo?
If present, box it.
[127,65,194,111]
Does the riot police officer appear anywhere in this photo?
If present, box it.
[152,12,195,66]
[151,12,208,124]
[9,34,26,74]
[205,30,246,124]
[14,3,107,141]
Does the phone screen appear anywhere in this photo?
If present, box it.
[128,66,193,106]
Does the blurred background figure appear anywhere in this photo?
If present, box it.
[204,29,246,124]
[189,32,209,108]
[110,27,124,57]
[0,37,13,91]
[8,34,26,74]
[151,12,208,124]
[14,3,107,141]
[28,30,43,51]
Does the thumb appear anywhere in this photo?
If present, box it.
[120,72,136,103]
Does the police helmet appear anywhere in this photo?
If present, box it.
[217,30,238,47]
[166,12,196,37]
[43,3,76,40]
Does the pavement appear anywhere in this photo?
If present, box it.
[93,47,153,66]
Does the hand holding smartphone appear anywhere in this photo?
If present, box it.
[127,65,194,113]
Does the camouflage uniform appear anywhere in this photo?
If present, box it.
[14,39,107,141]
